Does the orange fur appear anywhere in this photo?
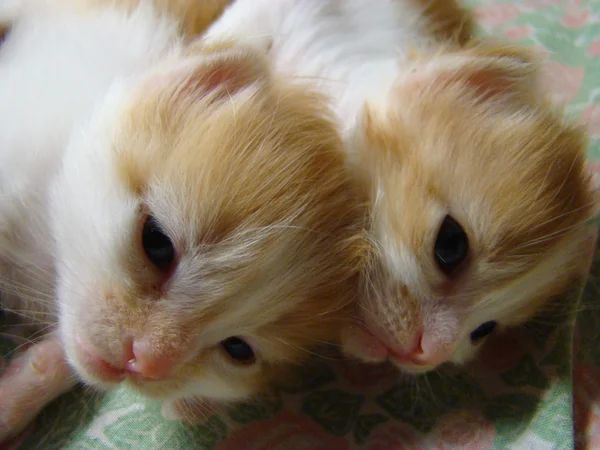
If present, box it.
[410,0,474,45]
[348,40,597,372]
[0,4,365,437]
[85,44,365,399]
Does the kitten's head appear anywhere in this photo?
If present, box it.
[51,42,362,402]
[343,42,598,373]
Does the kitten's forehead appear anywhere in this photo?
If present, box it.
[94,73,359,342]
[375,88,591,259]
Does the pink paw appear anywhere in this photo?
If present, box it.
[0,337,76,443]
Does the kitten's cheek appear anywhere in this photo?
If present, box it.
[341,324,389,362]
[447,340,478,365]
[71,336,126,384]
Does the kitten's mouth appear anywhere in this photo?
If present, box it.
[74,334,168,384]
[74,343,182,398]
[387,356,436,374]
[384,346,437,373]
[344,324,439,373]
[73,337,127,384]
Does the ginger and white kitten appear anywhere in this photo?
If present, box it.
[0,0,361,440]
[205,0,598,373]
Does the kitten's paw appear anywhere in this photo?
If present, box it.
[162,397,219,424]
[0,337,76,443]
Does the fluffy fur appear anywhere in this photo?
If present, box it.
[0,0,362,440]
[206,0,598,373]
[87,0,233,36]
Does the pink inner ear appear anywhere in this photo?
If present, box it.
[463,69,516,102]
[405,65,517,103]
[406,56,520,101]
[183,62,251,99]
[587,161,600,210]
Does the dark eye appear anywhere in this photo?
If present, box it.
[142,216,175,270]
[470,321,497,342]
[0,26,9,46]
[221,337,255,364]
[434,215,469,275]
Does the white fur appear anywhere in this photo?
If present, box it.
[204,0,431,143]
[203,0,456,371]
[0,1,185,437]
[0,0,182,311]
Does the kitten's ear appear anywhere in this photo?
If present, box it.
[402,43,540,104]
[144,41,269,103]
[586,161,600,223]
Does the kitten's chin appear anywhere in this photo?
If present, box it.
[388,358,438,374]
[389,351,474,374]
[67,357,124,392]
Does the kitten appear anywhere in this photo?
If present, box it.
[0,0,362,440]
[205,0,598,373]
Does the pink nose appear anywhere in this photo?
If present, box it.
[123,338,176,380]
[386,331,452,368]
[342,324,454,369]
[77,336,175,381]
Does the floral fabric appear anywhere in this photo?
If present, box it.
[2,0,600,448]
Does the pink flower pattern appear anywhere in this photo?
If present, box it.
[214,410,350,450]
[587,38,600,56]
[541,61,584,104]
[561,8,590,28]
[582,104,600,138]
[502,25,532,39]
[337,360,398,390]
[474,4,520,28]
[365,422,424,450]
[429,411,495,449]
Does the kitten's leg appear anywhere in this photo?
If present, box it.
[0,335,76,442]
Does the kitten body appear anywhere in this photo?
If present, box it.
[0,0,361,439]
[0,0,181,324]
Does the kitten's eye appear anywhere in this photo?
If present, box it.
[221,337,255,364]
[142,216,175,270]
[470,321,497,342]
[0,26,9,46]
[434,215,469,275]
